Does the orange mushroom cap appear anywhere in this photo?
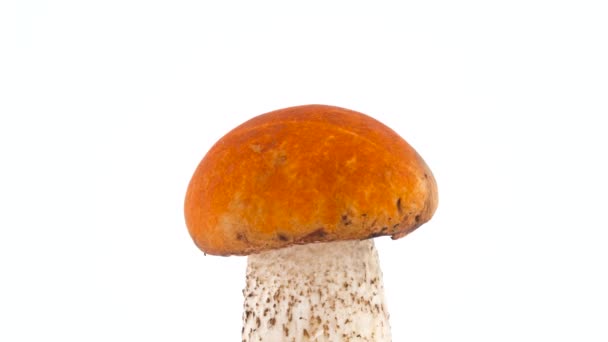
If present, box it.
[185,105,438,256]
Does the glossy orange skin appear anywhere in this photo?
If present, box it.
[185,105,437,256]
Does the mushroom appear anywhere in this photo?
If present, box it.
[184,104,438,341]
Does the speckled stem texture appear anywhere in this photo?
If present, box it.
[242,239,391,342]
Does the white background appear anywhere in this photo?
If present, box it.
[1,1,607,341]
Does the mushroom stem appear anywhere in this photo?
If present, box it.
[242,239,391,341]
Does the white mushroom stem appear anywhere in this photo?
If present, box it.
[242,239,391,341]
